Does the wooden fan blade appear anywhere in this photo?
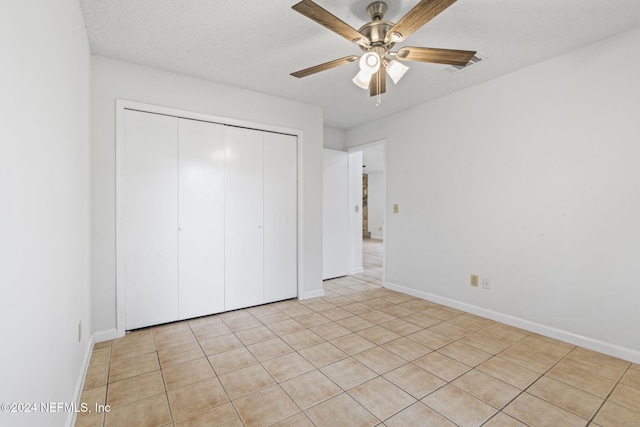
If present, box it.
[292,0,369,45]
[396,46,476,66]
[290,55,359,78]
[385,0,457,42]
[369,64,387,97]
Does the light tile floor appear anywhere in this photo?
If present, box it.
[77,239,640,426]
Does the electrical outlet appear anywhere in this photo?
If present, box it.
[482,277,491,289]
[393,204,398,213]
[470,274,479,287]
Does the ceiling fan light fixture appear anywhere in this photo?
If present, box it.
[386,59,409,84]
[352,70,373,89]
[359,52,380,74]
[290,0,476,99]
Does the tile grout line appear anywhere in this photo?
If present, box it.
[150,328,175,425]
[80,269,639,427]
[185,317,243,427]
[491,337,627,426]
[588,362,633,425]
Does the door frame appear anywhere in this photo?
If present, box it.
[115,99,305,337]
[347,139,387,284]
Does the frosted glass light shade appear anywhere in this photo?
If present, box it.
[359,52,380,74]
[387,60,409,84]
[352,70,372,89]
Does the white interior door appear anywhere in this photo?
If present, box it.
[123,110,179,329]
[225,126,264,310]
[323,149,350,279]
[349,151,364,274]
[264,132,298,302]
[178,119,225,319]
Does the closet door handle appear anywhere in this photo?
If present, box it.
[258,225,262,229]
[178,226,184,231]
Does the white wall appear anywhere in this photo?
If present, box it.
[91,56,324,334]
[0,1,91,426]
[345,28,640,362]
[367,172,385,239]
[323,126,346,150]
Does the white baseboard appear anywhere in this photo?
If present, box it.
[301,288,325,300]
[385,281,640,364]
[66,327,124,426]
[66,334,95,427]
[351,267,364,274]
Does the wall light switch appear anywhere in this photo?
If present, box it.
[482,277,491,289]
[355,205,359,213]
[393,204,398,213]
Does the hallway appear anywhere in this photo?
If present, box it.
[350,238,383,286]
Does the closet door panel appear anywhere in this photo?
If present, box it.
[178,119,225,319]
[264,133,298,303]
[225,126,264,310]
[123,110,179,330]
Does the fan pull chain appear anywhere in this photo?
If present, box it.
[376,71,382,108]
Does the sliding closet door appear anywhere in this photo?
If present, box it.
[178,119,225,319]
[225,126,264,310]
[123,110,179,330]
[264,133,298,302]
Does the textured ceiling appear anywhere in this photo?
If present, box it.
[80,0,640,129]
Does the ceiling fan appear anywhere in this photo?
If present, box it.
[290,0,476,97]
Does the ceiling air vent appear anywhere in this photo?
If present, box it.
[445,54,483,73]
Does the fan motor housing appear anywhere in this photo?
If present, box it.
[358,20,395,51]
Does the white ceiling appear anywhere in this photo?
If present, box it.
[79,0,640,130]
